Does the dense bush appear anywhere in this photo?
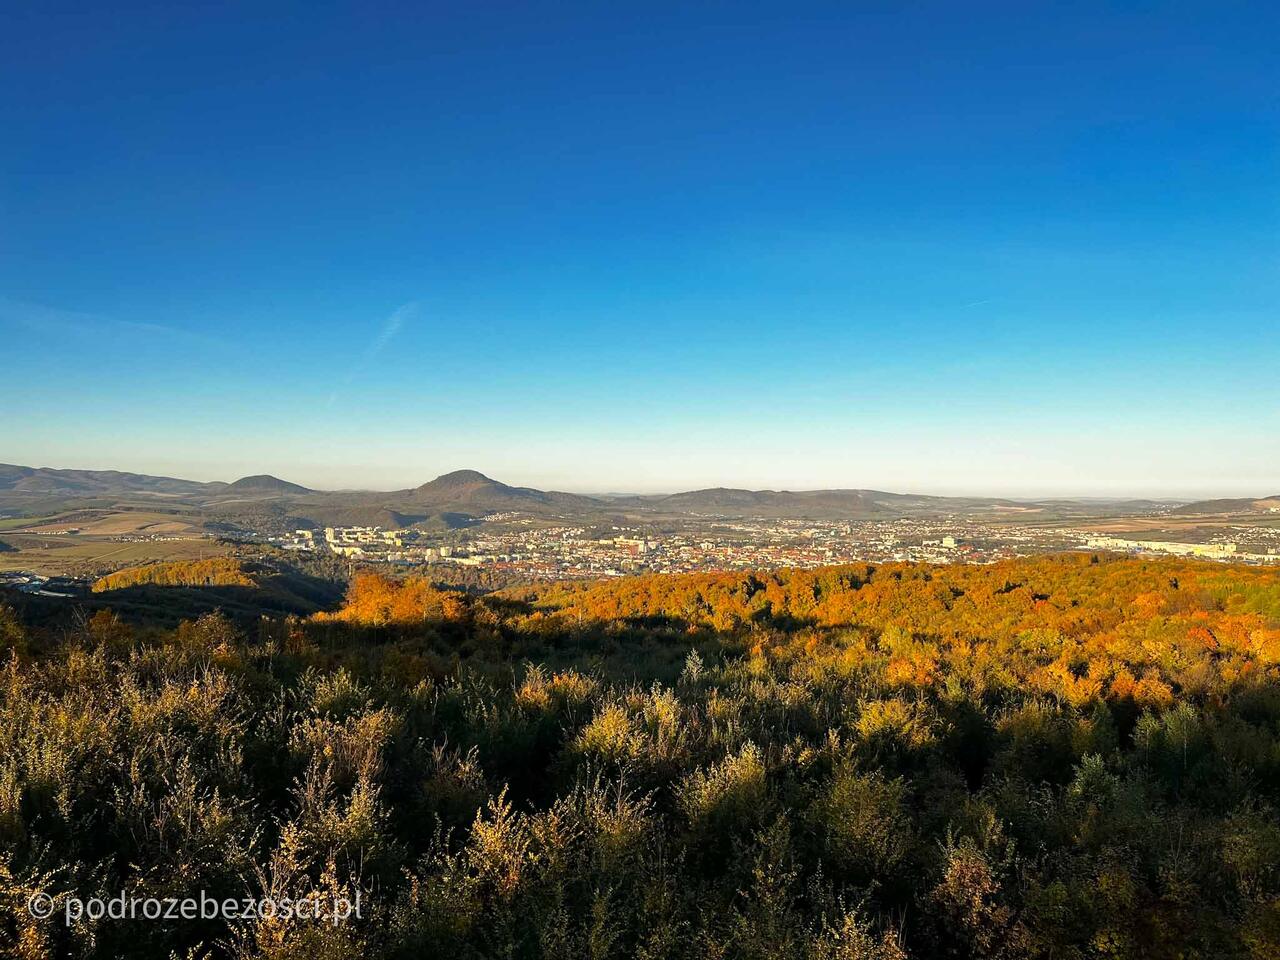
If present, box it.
[2,554,1280,958]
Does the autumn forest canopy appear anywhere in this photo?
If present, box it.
[4,553,1280,958]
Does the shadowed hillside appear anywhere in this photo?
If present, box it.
[88,557,344,621]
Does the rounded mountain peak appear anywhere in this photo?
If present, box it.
[428,469,495,486]
[226,474,311,494]
[410,470,551,506]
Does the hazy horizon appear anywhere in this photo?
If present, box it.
[2,454,1272,502]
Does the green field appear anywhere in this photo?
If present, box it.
[0,514,60,531]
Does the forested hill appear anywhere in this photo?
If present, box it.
[3,554,1280,959]
[84,557,344,620]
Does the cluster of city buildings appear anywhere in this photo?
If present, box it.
[272,518,1079,578]
[263,515,1280,579]
[1085,536,1280,563]
[290,526,408,558]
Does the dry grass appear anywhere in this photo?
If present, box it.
[19,511,202,536]
[0,535,231,575]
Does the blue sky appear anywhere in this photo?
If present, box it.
[2,2,1276,496]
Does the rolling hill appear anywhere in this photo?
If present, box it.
[0,463,216,496]
[1172,495,1280,515]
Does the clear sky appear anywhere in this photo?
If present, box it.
[2,2,1276,497]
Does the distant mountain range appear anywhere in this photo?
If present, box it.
[0,462,1225,530]
[622,486,1023,518]
[0,464,309,498]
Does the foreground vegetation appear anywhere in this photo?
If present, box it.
[2,554,1280,959]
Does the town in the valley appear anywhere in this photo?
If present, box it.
[5,502,1280,597]
[266,514,1280,579]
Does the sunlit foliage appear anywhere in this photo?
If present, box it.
[92,557,258,592]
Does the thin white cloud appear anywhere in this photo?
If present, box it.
[0,296,227,348]
[327,301,420,407]
[362,301,416,363]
